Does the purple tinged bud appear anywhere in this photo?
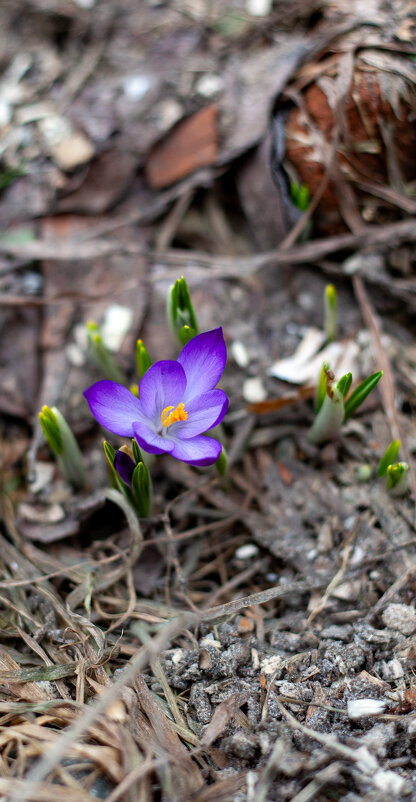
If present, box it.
[114,450,135,487]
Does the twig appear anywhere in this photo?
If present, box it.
[1,219,416,276]
[352,275,400,442]
[352,274,416,499]
[307,521,358,624]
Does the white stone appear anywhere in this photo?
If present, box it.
[123,74,151,102]
[74,323,88,350]
[195,74,224,97]
[261,654,284,676]
[246,0,272,15]
[243,377,267,403]
[155,98,182,131]
[343,515,356,531]
[0,101,11,127]
[170,648,186,665]
[373,769,407,796]
[231,340,250,368]
[382,603,416,636]
[38,116,94,170]
[235,544,259,560]
[381,658,404,680]
[100,305,133,352]
[350,545,365,566]
[200,634,221,650]
[65,342,85,367]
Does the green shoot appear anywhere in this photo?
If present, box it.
[215,446,228,477]
[316,362,329,413]
[309,368,383,445]
[131,461,152,518]
[167,276,198,344]
[324,284,338,342]
[86,321,126,384]
[343,371,383,422]
[386,462,409,496]
[136,339,151,380]
[39,406,87,488]
[290,181,310,212]
[378,440,401,478]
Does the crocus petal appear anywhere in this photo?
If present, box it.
[178,328,226,402]
[170,390,229,439]
[138,360,187,421]
[133,421,174,456]
[114,451,135,487]
[170,435,222,466]
[84,381,145,436]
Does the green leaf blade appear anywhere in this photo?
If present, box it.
[344,370,383,422]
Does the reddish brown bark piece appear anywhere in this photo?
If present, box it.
[145,105,218,188]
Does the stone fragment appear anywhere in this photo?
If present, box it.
[382,603,416,636]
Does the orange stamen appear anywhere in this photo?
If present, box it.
[161,402,188,428]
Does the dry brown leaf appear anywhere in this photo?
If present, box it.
[145,106,218,189]
[200,692,250,747]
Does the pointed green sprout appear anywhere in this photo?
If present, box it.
[86,321,126,384]
[343,371,383,421]
[179,325,196,347]
[167,276,198,345]
[39,406,87,488]
[316,362,329,413]
[324,284,338,343]
[337,372,352,399]
[377,440,408,496]
[103,439,117,466]
[386,462,408,496]
[215,446,228,477]
[378,440,401,478]
[131,461,151,518]
[103,440,124,491]
[136,339,151,380]
[290,181,310,212]
[132,438,142,464]
[309,368,383,445]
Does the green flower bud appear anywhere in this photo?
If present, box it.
[378,440,401,478]
[86,321,126,384]
[131,461,152,518]
[386,462,408,496]
[39,406,87,488]
[324,284,338,342]
[167,276,198,343]
[136,339,151,380]
[316,362,329,413]
[216,446,228,476]
[179,325,197,346]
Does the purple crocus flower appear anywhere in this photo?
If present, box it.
[84,328,228,467]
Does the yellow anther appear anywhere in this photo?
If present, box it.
[161,402,188,428]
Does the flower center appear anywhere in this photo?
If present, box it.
[161,402,188,428]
